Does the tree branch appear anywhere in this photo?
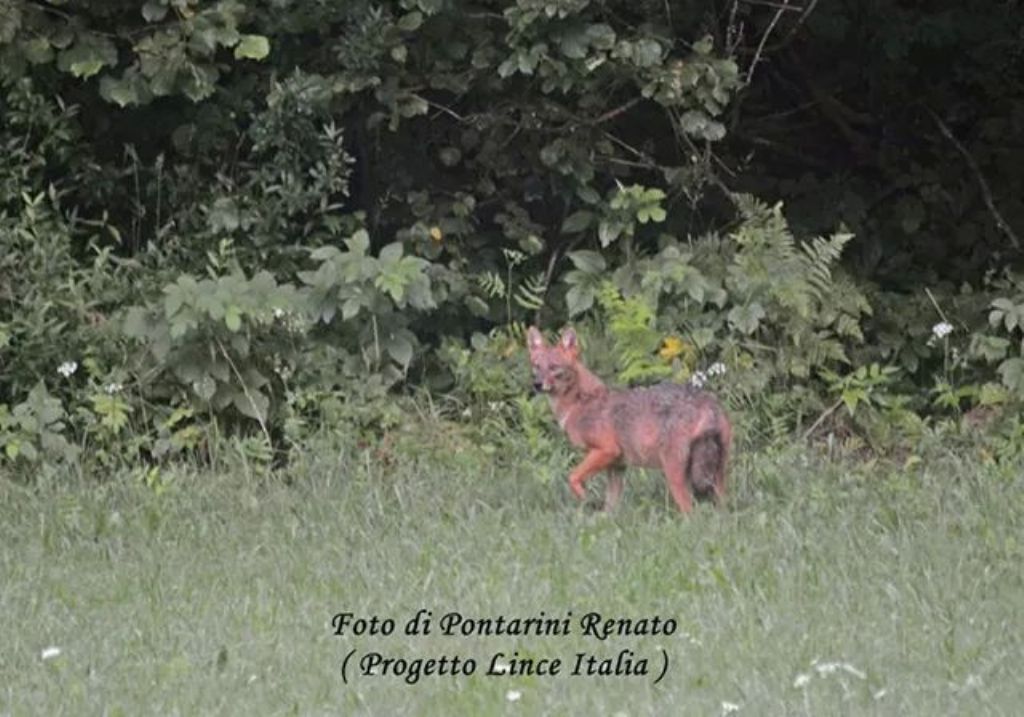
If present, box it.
[746,0,790,85]
[927,108,1021,250]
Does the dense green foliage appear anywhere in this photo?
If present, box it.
[1,0,1022,470]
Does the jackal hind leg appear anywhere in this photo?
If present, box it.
[602,468,624,512]
[713,421,732,505]
[661,448,693,514]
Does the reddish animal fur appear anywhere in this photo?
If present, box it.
[527,326,732,513]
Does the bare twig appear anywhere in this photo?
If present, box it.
[802,397,843,441]
[924,287,949,323]
[765,0,819,53]
[741,0,803,10]
[747,0,790,85]
[668,113,738,198]
[216,338,274,451]
[726,0,742,53]
[928,108,1021,250]
[424,98,469,123]
[602,131,659,166]
[535,245,564,326]
[589,97,643,125]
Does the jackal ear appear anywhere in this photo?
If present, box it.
[559,327,579,354]
[527,326,546,350]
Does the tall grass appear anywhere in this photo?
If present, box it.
[1,428,1022,715]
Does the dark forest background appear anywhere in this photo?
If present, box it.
[2,0,1023,467]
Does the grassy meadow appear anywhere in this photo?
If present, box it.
[2,425,1023,715]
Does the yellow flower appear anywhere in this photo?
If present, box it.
[429,226,443,242]
[659,336,685,361]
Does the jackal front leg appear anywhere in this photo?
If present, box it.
[568,450,619,501]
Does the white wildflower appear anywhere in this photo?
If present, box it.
[689,371,707,388]
[57,360,78,378]
[932,321,953,340]
[273,307,286,319]
[104,382,123,395]
[873,688,887,700]
[721,701,741,714]
[41,646,62,660]
[793,673,811,688]
[708,362,727,377]
[813,660,866,679]
[505,689,522,702]
[678,631,703,647]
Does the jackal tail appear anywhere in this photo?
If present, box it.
[688,431,725,497]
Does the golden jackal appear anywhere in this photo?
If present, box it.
[527,326,731,513]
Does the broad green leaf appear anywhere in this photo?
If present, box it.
[397,94,428,117]
[978,382,1009,406]
[193,376,217,401]
[598,220,625,246]
[123,307,150,339]
[633,38,663,67]
[385,334,414,367]
[576,185,600,204]
[559,29,588,59]
[234,34,270,60]
[566,285,595,316]
[233,389,269,421]
[397,11,424,31]
[57,35,117,79]
[346,230,371,255]
[728,302,766,335]
[22,37,54,64]
[342,297,362,320]
[970,334,1009,363]
[20,441,37,462]
[561,210,593,234]
[585,23,616,50]
[376,273,406,303]
[465,295,490,317]
[497,57,517,78]
[142,0,168,21]
[567,250,606,273]
[100,76,139,107]
[207,197,240,233]
[379,242,404,264]
[636,205,666,223]
[693,35,714,55]
[225,306,242,332]
[997,357,1024,394]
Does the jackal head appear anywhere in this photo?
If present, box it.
[526,326,580,396]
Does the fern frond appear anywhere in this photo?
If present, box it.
[514,272,547,310]
[477,271,505,299]
[596,283,672,383]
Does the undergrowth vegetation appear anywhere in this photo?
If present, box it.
[2,1,1023,475]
